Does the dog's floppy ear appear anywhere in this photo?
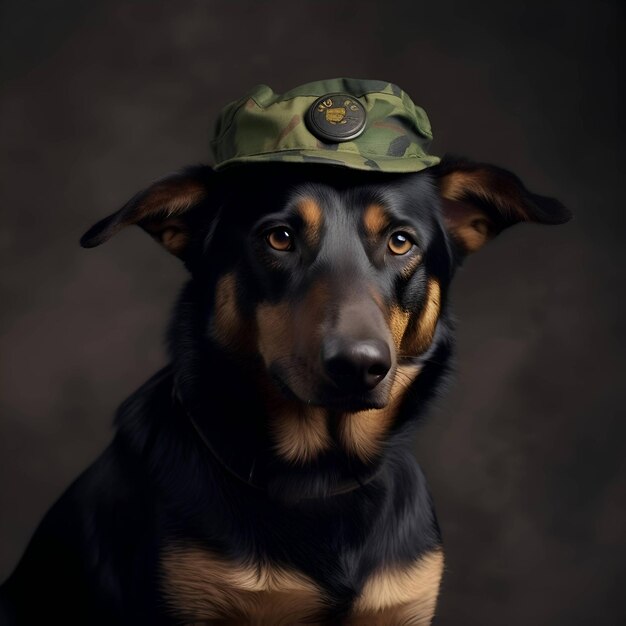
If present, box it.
[434,156,572,255]
[80,165,215,258]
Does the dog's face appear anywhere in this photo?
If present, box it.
[202,167,449,465]
[82,160,570,474]
[215,170,442,405]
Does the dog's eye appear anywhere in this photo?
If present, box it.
[388,232,414,255]
[266,228,294,252]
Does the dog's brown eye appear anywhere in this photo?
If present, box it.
[267,228,294,251]
[388,232,414,255]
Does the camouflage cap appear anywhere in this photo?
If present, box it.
[210,78,440,173]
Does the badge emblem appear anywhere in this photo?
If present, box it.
[307,93,367,143]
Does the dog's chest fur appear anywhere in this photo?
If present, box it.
[160,543,444,625]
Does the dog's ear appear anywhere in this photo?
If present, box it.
[80,165,215,258]
[433,156,572,255]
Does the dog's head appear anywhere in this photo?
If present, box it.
[81,158,570,494]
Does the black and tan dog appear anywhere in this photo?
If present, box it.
[0,157,569,625]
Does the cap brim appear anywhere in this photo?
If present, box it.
[214,149,440,174]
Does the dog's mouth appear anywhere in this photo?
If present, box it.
[267,364,392,413]
[259,357,411,470]
[308,394,387,412]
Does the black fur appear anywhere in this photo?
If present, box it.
[0,160,568,625]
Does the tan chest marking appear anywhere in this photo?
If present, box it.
[349,549,444,626]
[161,544,325,625]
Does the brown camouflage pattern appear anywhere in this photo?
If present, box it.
[211,78,440,173]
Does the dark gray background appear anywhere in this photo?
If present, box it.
[1,1,624,623]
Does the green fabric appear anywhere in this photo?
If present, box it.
[210,78,440,173]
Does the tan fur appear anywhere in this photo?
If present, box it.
[256,301,293,367]
[339,363,421,462]
[256,282,332,463]
[400,252,423,279]
[440,198,491,253]
[439,169,529,253]
[211,273,250,352]
[142,217,190,255]
[255,281,329,369]
[389,305,411,351]
[440,170,490,204]
[127,179,207,255]
[363,204,389,236]
[452,219,489,253]
[349,549,445,626]
[297,198,323,246]
[212,274,330,465]
[161,543,325,625]
[440,169,528,219]
[133,179,207,222]
[387,250,424,350]
[159,226,187,255]
[270,400,331,464]
[340,280,440,462]
[401,279,441,356]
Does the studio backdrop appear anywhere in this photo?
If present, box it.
[0,1,624,624]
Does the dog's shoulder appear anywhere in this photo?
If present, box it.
[0,373,172,625]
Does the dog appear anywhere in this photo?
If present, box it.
[0,80,571,625]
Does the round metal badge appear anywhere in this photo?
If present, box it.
[307,93,367,143]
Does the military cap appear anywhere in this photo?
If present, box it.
[210,78,440,173]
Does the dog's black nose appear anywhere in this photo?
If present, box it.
[322,338,391,392]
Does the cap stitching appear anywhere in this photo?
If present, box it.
[216,146,435,163]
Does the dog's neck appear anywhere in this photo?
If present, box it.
[172,381,386,501]
[162,278,454,503]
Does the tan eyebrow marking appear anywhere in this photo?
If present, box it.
[363,203,390,236]
[297,197,323,246]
